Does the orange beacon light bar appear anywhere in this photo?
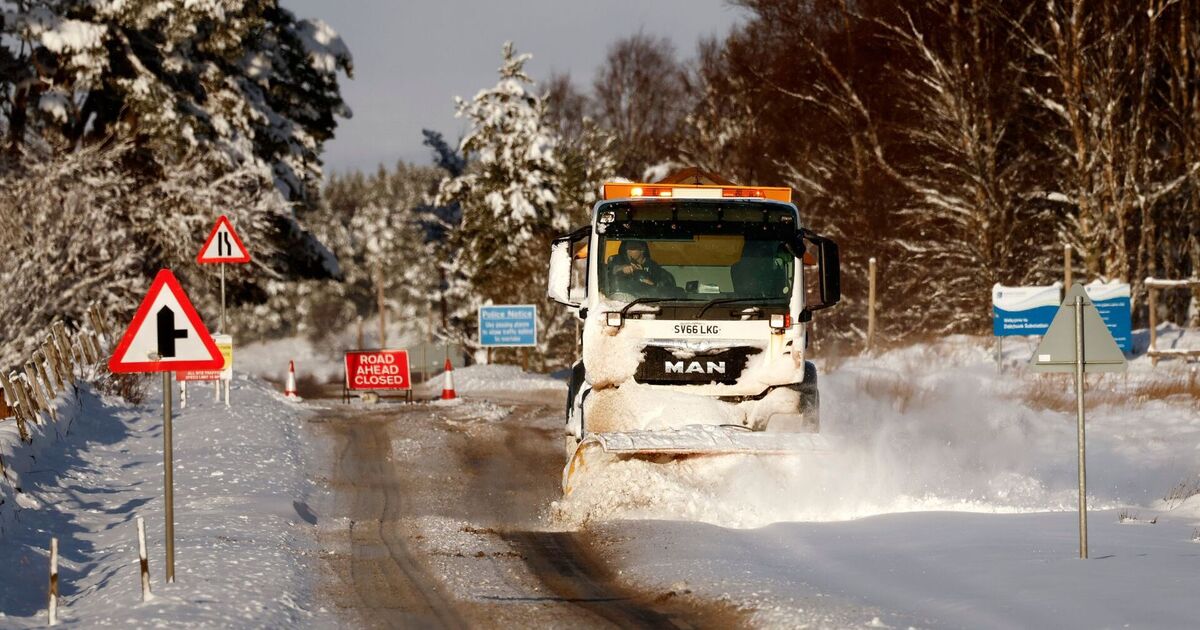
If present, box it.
[601,182,792,203]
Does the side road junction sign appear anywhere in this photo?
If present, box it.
[109,269,224,373]
[1029,283,1127,374]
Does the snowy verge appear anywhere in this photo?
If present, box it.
[0,375,333,627]
[595,509,1200,629]
[441,364,564,393]
[1,385,89,529]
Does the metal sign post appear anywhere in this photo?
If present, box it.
[161,370,176,581]
[219,263,226,333]
[1072,294,1087,558]
[1030,283,1127,559]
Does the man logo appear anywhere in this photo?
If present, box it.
[664,361,726,375]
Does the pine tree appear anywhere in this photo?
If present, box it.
[435,42,571,366]
[0,1,352,352]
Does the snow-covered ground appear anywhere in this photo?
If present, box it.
[552,328,1200,628]
[444,364,564,393]
[0,375,334,627]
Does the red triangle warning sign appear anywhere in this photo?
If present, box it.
[109,269,224,373]
[197,215,251,264]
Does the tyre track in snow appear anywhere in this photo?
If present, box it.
[324,410,466,629]
[448,396,743,629]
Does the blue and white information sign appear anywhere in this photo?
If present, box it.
[993,284,1062,336]
[1084,281,1132,352]
[479,304,538,347]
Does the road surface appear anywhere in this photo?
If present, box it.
[311,388,745,629]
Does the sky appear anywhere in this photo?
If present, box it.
[281,0,746,175]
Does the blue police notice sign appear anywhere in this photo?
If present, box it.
[1084,281,1132,352]
[992,284,1061,336]
[479,305,538,347]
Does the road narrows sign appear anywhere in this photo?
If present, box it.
[1029,283,1127,373]
[108,269,224,373]
[196,215,251,264]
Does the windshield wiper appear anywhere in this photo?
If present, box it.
[695,296,788,319]
[619,296,704,318]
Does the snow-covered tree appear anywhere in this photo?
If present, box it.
[1,0,352,207]
[435,42,573,367]
[0,1,352,356]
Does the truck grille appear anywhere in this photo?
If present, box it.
[634,345,762,385]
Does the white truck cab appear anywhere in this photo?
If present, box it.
[547,172,841,477]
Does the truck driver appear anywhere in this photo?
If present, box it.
[608,240,677,295]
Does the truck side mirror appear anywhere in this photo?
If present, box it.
[817,238,840,307]
[547,226,591,308]
[797,230,841,313]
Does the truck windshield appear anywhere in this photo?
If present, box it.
[597,201,797,301]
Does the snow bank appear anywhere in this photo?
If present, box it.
[554,333,1200,528]
[0,387,87,528]
[443,364,563,393]
[600,510,1200,629]
[0,375,332,626]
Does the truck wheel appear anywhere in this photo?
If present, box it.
[799,361,820,432]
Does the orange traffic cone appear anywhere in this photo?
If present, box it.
[440,359,456,400]
[285,360,299,399]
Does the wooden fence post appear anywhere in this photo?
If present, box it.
[137,516,152,601]
[25,362,54,421]
[52,323,74,376]
[45,336,68,386]
[33,351,55,397]
[86,332,101,363]
[94,305,112,338]
[1148,286,1159,366]
[866,257,878,353]
[42,342,64,392]
[1064,243,1072,288]
[48,537,59,626]
[12,373,37,425]
[0,374,28,442]
[80,335,96,364]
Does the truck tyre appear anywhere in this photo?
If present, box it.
[798,361,820,432]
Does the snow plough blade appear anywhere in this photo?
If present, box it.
[563,425,831,494]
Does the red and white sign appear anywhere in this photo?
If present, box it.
[197,215,251,264]
[345,350,411,391]
[109,269,223,373]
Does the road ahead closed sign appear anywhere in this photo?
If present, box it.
[479,305,537,347]
[345,350,411,390]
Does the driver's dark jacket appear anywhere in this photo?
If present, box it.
[606,254,676,294]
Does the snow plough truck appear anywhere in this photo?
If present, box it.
[547,169,841,493]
